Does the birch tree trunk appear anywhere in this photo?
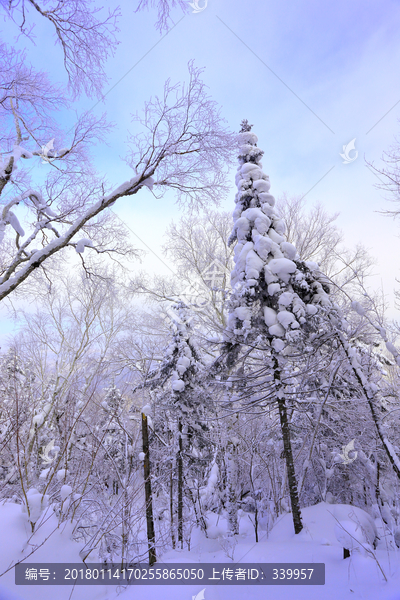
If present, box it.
[226,441,239,536]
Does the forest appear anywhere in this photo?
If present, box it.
[1,2,400,600]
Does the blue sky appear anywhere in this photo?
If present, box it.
[2,0,400,339]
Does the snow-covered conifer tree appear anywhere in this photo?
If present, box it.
[226,119,331,348]
[141,301,213,548]
[225,120,336,534]
[224,121,400,533]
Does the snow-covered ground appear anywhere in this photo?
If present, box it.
[1,500,400,600]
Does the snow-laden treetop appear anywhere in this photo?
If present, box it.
[226,121,332,353]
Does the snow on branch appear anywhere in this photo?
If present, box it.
[75,238,94,254]
[0,174,146,301]
[0,63,235,302]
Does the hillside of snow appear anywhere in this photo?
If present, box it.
[1,500,400,600]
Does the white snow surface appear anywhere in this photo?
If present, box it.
[335,520,373,551]
[268,258,297,283]
[271,338,286,352]
[200,462,219,501]
[7,212,25,237]
[278,291,294,307]
[351,301,366,316]
[306,304,318,315]
[267,283,280,296]
[60,485,72,500]
[235,307,252,321]
[263,307,277,327]
[386,341,398,358]
[277,310,299,329]
[280,241,297,259]
[1,500,400,600]
[75,238,93,253]
[141,404,152,416]
[268,323,285,337]
[172,379,185,392]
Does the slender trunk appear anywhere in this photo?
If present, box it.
[121,488,128,569]
[249,461,259,543]
[121,434,129,569]
[141,412,156,565]
[273,354,303,534]
[177,418,183,549]
[336,330,400,481]
[376,461,380,503]
[367,397,400,480]
[298,362,341,497]
[184,478,208,535]
[169,460,175,549]
[226,443,239,536]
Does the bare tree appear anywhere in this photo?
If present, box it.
[2,0,119,99]
[163,210,233,283]
[276,194,375,301]
[0,61,236,304]
[276,194,342,271]
[134,0,189,32]
[141,410,156,564]
[135,210,234,337]
[2,0,189,98]
[366,126,400,219]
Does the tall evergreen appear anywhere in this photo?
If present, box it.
[135,301,213,547]
[225,120,336,534]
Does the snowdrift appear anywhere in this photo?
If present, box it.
[268,501,378,547]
